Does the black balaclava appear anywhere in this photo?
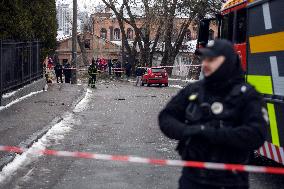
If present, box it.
[200,40,244,92]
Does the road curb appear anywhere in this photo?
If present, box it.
[0,84,87,171]
[0,116,63,170]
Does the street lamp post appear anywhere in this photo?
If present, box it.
[71,0,77,84]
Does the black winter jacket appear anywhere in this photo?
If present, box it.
[54,64,63,76]
[135,68,144,76]
[158,80,267,187]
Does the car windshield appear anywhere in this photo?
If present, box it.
[152,68,165,73]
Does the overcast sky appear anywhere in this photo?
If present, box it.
[56,0,103,12]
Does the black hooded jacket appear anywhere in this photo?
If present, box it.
[159,48,267,187]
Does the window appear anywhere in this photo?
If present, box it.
[114,28,120,40]
[127,28,134,40]
[209,29,215,40]
[84,39,90,49]
[236,9,247,43]
[184,29,192,41]
[63,59,68,65]
[109,26,114,40]
[221,12,234,41]
[152,68,166,73]
[100,28,107,39]
[181,45,188,50]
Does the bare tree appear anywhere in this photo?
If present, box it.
[77,32,89,66]
[101,0,164,67]
[100,0,222,69]
[160,0,222,72]
[63,9,91,67]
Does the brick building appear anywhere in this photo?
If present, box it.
[90,10,218,77]
[56,32,121,66]
[91,9,218,43]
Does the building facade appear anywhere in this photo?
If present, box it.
[56,32,121,66]
[91,9,218,43]
[57,3,72,36]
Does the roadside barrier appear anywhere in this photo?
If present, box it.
[1,145,284,175]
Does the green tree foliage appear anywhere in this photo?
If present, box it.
[0,0,57,56]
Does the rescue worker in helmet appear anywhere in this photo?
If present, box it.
[159,39,267,189]
[88,59,98,88]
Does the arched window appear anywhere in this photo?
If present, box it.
[184,29,192,41]
[127,28,133,40]
[114,28,121,40]
[100,28,107,39]
[209,29,215,40]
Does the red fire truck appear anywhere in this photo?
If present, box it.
[197,0,284,165]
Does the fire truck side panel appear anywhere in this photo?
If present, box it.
[246,0,284,164]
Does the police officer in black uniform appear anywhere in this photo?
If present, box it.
[159,39,268,189]
[54,62,63,83]
[63,62,72,83]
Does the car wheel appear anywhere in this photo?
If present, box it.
[165,83,168,87]
[147,81,151,87]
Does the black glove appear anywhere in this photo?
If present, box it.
[182,124,206,140]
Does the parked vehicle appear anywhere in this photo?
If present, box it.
[197,0,284,165]
[142,67,168,87]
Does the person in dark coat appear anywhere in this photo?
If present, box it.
[54,62,63,83]
[125,61,132,79]
[135,65,144,86]
[108,59,113,75]
[115,61,122,78]
[159,39,268,189]
[63,62,72,83]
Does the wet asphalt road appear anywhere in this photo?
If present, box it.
[0,81,283,189]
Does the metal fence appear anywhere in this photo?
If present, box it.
[0,40,43,102]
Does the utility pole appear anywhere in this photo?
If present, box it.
[71,0,77,84]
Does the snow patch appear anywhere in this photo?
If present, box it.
[169,85,183,89]
[2,91,17,99]
[0,88,91,183]
[0,91,43,111]
[73,88,92,113]
[168,78,181,81]
[169,78,198,83]
[183,79,198,83]
[2,81,39,99]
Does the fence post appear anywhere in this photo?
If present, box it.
[21,43,24,84]
[0,40,2,106]
[29,42,32,82]
[35,41,38,78]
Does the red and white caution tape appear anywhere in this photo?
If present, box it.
[136,65,201,69]
[111,68,125,73]
[161,65,201,68]
[1,145,284,175]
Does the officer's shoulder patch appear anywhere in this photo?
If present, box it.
[230,83,253,97]
[188,93,198,101]
[241,85,247,93]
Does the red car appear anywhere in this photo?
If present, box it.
[142,67,168,87]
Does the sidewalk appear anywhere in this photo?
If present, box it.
[0,83,85,167]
